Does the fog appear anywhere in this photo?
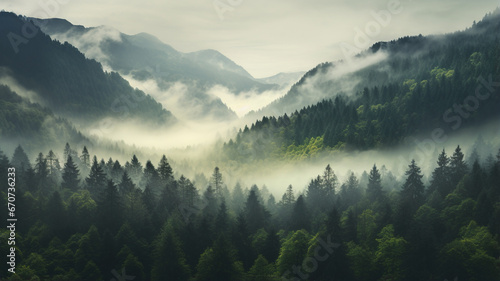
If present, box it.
[49,26,122,68]
[207,84,289,117]
[0,71,46,107]
[256,50,389,118]
[200,120,500,199]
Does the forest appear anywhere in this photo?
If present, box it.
[0,142,499,281]
[226,10,500,163]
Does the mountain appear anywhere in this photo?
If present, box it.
[256,71,305,89]
[223,10,500,162]
[0,12,175,127]
[33,18,278,121]
[253,10,500,120]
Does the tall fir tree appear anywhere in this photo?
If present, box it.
[85,156,107,197]
[367,164,383,202]
[211,167,223,199]
[429,149,451,197]
[62,155,80,191]
[450,145,468,188]
[401,160,425,211]
[157,155,174,183]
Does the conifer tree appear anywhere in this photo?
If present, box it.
[450,145,468,188]
[211,167,223,199]
[158,155,174,183]
[85,156,107,197]
[429,149,451,196]
[367,164,383,202]
[62,155,80,191]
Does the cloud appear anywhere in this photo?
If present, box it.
[4,0,496,78]
[0,71,46,106]
[207,84,288,117]
[49,25,122,64]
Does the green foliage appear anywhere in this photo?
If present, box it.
[346,241,375,281]
[246,255,279,281]
[222,11,500,163]
[375,225,407,280]
[277,229,311,275]
[440,221,500,280]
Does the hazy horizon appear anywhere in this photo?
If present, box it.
[2,0,498,77]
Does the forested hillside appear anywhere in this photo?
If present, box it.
[0,85,88,152]
[0,12,175,125]
[226,10,500,162]
[0,143,499,280]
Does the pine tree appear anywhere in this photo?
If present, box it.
[290,195,310,231]
[429,149,451,196]
[211,167,223,199]
[80,146,90,170]
[143,160,160,195]
[151,220,190,281]
[401,160,425,211]
[34,152,49,194]
[306,175,325,214]
[157,155,173,183]
[110,160,123,184]
[450,145,468,188]
[282,185,295,207]
[97,180,123,233]
[244,189,269,233]
[322,164,338,197]
[85,156,107,197]
[46,150,61,176]
[178,175,197,208]
[63,143,77,162]
[11,145,31,173]
[215,199,229,233]
[119,171,136,196]
[367,164,383,202]
[231,182,245,212]
[128,155,142,185]
[62,155,80,191]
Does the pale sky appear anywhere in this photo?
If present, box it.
[1,0,498,77]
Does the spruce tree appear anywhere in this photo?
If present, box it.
[290,195,310,231]
[367,164,383,202]
[211,167,223,199]
[450,145,468,188]
[85,156,107,197]
[62,155,80,191]
[430,149,451,196]
[401,160,425,211]
[157,155,173,183]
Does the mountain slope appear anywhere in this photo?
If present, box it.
[223,10,500,162]
[253,9,500,119]
[33,18,279,121]
[256,71,305,89]
[0,12,175,126]
[0,84,89,152]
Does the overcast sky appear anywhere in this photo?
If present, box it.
[2,0,498,77]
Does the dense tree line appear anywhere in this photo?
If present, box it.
[225,10,500,162]
[0,142,499,280]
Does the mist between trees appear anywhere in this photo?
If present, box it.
[1,140,499,281]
